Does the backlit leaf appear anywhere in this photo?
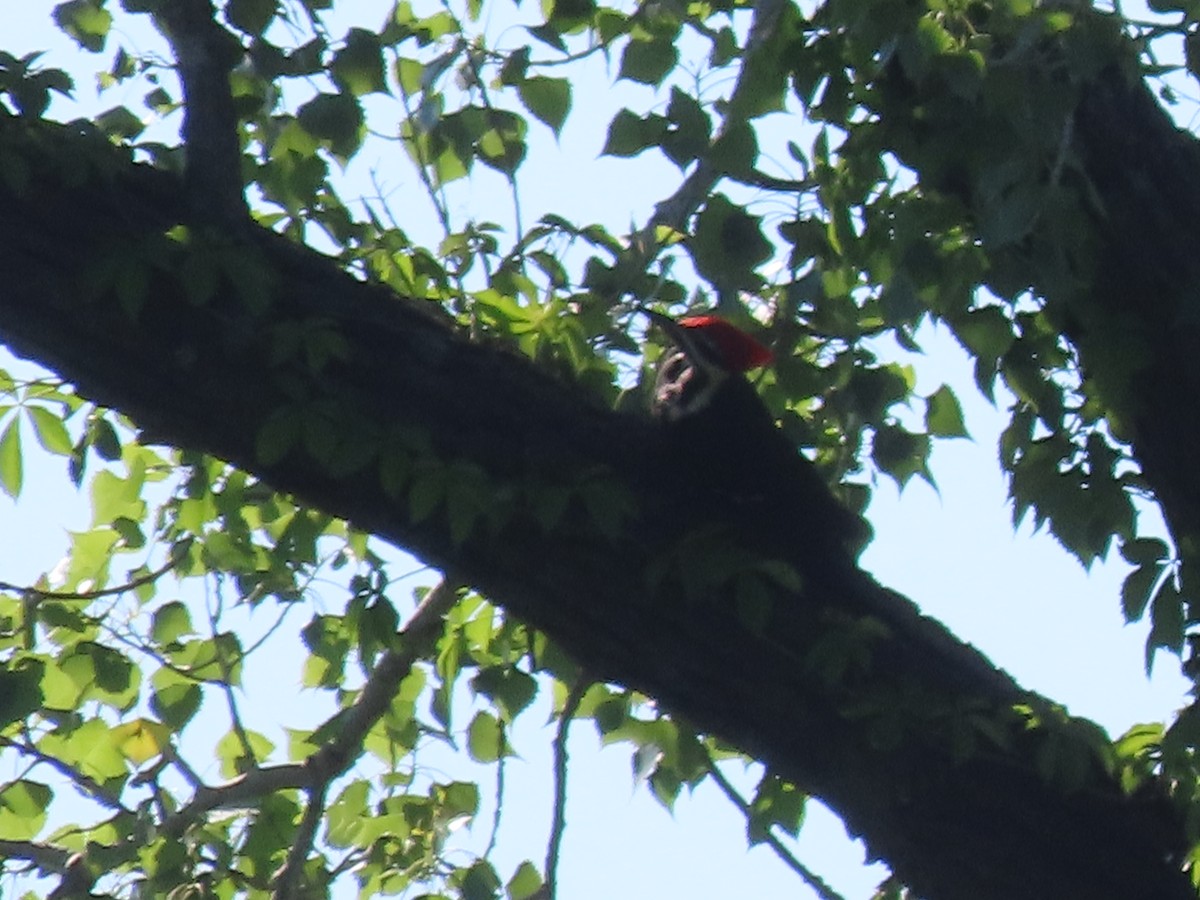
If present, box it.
[0,416,23,498]
[518,76,571,135]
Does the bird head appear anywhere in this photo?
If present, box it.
[641,309,773,420]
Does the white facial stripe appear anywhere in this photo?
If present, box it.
[653,346,729,421]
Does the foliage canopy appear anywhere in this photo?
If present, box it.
[2,0,1200,897]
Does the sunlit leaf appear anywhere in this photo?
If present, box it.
[111,718,170,765]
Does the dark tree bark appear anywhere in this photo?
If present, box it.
[1071,69,1200,551]
[0,101,1193,899]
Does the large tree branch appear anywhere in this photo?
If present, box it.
[0,107,1190,899]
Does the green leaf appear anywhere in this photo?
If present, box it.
[25,406,73,455]
[110,718,169,765]
[151,601,194,645]
[64,526,119,590]
[331,28,387,95]
[707,119,758,178]
[39,718,127,789]
[0,658,44,728]
[507,861,545,900]
[471,666,538,721]
[897,14,957,82]
[150,668,202,729]
[690,194,773,292]
[225,0,278,34]
[455,859,501,900]
[498,46,531,86]
[0,780,52,840]
[408,459,446,524]
[619,36,678,86]
[517,76,571,135]
[438,780,481,819]
[326,780,369,847]
[167,633,243,685]
[467,711,505,763]
[94,105,145,142]
[256,406,303,466]
[661,87,711,167]
[601,109,666,158]
[89,415,122,461]
[1146,579,1184,673]
[72,641,139,709]
[1122,561,1164,623]
[747,774,806,843]
[954,306,1014,359]
[0,416,23,499]
[297,91,365,160]
[872,425,932,489]
[91,469,146,527]
[1121,537,1170,567]
[216,728,276,778]
[925,385,969,438]
[1114,722,1163,760]
[53,0,112,52]
[476,110,528,175]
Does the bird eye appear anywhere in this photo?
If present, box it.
[690,334,724,370]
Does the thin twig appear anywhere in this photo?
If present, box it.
[629,0,795,281]
[206,586,256,765]
[0,736,128,813]
[484,742,506,859]
[704,757,846,900]
[545,678,588,900]
[0,546,185,602]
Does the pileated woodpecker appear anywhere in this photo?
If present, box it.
[642,309,869,561]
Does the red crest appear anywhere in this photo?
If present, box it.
[677,316,774,372]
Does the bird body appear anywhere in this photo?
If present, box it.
[643,310,868,562]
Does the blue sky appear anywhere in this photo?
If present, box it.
[3,4,1191,899]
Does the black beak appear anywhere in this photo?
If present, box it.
[636,306,686,346]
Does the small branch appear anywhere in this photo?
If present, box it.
[46,851,99,900]
[0,547,185,602]
[270,779,330,899]
[164,740,205,791]
[705,758,846,900]
[159,577,462,847]
[738,169,816,194]
[545,678,587,900]
[307,576,462,778]
[0,736,128,813]
[0,838,71,873]
[631,0,796,279]
[483,750,506,859]
[206,596,257,765]
[152,0,248,224]
[160,763,310,838]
